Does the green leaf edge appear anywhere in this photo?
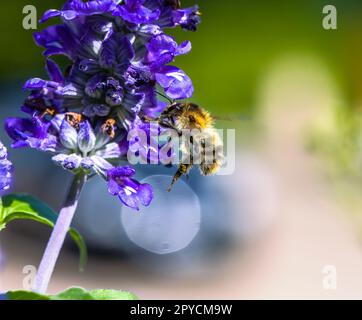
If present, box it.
[5,287,139,300]
[0,194,88,271]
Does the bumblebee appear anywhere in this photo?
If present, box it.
[142,102,224,191]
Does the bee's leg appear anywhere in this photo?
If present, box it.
[159,121,176,130]
[168,153,193,191]
[184,154,194,181]
[168,164,191,192]
[142,114,176,131]
[142,103,176,124]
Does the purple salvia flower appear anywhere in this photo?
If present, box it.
[8,0,203,295]
[145,34,191,69]
[78,121,96,154]
[0,142,13,194]
[113,0,160,24]
[40,0,118,23]
[59,119,78,149]
[5,117,58,152]
[107,166,153,211]
[5,0,202,210]
[172,5,201,31]
[155,65,194,99]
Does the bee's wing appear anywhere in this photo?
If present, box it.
[212,114,251,122]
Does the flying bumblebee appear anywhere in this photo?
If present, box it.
[142,102,224,191]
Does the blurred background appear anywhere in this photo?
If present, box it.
[2,0,362,299]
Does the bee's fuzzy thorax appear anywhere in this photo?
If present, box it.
[175,105,214,130]
[197,108,214,129]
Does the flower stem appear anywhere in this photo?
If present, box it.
[33,173,87,294]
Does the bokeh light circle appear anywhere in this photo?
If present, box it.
[121,175,201,254]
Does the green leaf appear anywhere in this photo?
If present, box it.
[87,289,138,300]
[68,229,87,272]
[5,287,138,300]
[6,291,50,300]
[51,287,94,300]
[0,194,87,270]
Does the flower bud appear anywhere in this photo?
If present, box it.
[63,154,82,171]
[85,74,104,99]
[59,119,78,150]
[78,121,96,154]
[105,88,124,106]
[80,157,94,170]
[83,104,111,117]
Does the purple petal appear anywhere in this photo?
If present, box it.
[108,178,121,196]
[123,92,145,113]
[83,104,111,117]
[99,35,134,73]
[70,0,117,16]
[40,0,116,23]
[4,117,57,152]
[91,156,114,177]
[107,166,136,179]
[118,191,140,210]
[172,5,201,31]
[118,181,153,210]
[155,66,194,99]
[105,88,124,106]
[46,59,64,83]
[40,9,61,23]
[52,154,68,166]
[23,78,47,90]
[78,121,96,154]
[138,24,163,36]
[34,25,76,58]
[80,157,94,170]
[0,142,13,194]
[137,183,153,206]
[62,83,84,98]
[146,34,177,68]
[113,0,160,24]
[176,41,192,56]
[63,154,82,171]
[85,74,105,99]
[79,59,101,74]
[59,119,78,149]
[61,10,79,20]
[95,142,124,159]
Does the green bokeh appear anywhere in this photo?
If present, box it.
[1,0,362,115]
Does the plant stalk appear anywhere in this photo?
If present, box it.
[33,173,87,294]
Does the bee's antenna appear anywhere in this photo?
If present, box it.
[156,91,174,104]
